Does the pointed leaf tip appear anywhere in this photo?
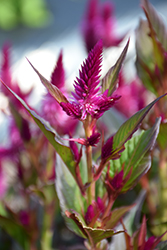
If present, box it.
[101,39,130,96]
[26,58,68,104]
[141,0,167,51]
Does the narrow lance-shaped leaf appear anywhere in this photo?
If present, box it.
[122,117,161,191]
[0,79,76,178]
[141,0,167,51]
[27,58,68,103]
[101,39,130,96]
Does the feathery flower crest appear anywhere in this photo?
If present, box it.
[60,40,120,120]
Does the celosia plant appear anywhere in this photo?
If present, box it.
[0,0,167,249]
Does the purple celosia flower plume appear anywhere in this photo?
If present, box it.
[60,40,120,121]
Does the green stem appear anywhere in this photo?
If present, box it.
[84,117,95,205]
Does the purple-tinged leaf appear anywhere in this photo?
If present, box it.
[101,39,129,96]
[51,50,65,89]
[0,79,76,178]
[27,58,68,104]
[65,210,123,245]
[106,118,161,192]
[141,0,167,51]
[103,204,134,229]
[137,215,147,248]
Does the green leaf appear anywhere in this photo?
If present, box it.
[65,211,123,246]
[95,97,164,180]
[0,215,30,250]
[101,39,129,96]
[141,0,167,51]
[112,95,165,158]
[0,79,76,178]
[104,205,134,229]
[56,155,87,238]
[108,118,161,192]
[27,58,68,104]
[157,122,167,150]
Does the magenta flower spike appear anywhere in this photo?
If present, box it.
[60,40,120,121]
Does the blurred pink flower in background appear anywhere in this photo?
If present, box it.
[81,0,124,52]
[114,72,147,118]
[0,43,33,111]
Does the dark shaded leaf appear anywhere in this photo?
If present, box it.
[157,240,167,250]
[27,58,68,103]
[0,215,30,250]
[101,39,129,96]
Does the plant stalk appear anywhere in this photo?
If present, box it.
[84,117,95,205]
